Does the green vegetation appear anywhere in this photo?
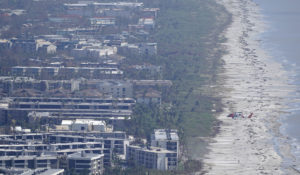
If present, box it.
[124,0,231,161]
[104,159,203,175]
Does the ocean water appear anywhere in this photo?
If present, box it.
[253,0,300,170]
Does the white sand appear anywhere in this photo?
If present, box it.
[202,0,298,174]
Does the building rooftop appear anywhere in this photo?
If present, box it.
[153,129,179,141]
[128,145,175,154]
[61,120,73,125]
[74,119,106,126]
[67,152,104,160]
[38,169,65,175]
[0,155,57,161]
[21,169,64,175]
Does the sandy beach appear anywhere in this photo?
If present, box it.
[202,0,298,174]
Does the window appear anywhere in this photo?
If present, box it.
[37,160,47,163]
[37,164,47,168]
[76,164,91,168]
[76,160,91,163]
[14,160,25,163]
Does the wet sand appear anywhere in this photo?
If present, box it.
[202,0,298,174]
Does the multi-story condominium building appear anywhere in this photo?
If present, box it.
[0,131,129,167]
[67,152,104,175]
[0,155,59,169]
[0,168,65,175]
[126,145,178,170]
[11,66,123,79]
[0,97,135,122]
[151,129,179,157]
[0,77,133,98]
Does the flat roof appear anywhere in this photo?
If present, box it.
[38,169,65,175]
[21,169,65,175]
[67,152,104,160]
[127,145,175,154]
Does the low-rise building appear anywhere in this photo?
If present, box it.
[60,119,107,132]
[136,89,161,105]
[36,39,57,55]
[64,3,93,17]
[71,46,117,58]
[119,43,157,56]
[138,18,155,29]
[141,8,159,18]
[80,80,133,98]
[90,17,116,26]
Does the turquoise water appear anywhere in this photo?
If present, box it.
[253,0,300,170]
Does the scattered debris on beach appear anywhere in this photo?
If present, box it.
[227,112,253,119]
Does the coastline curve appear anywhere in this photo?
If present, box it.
[202,0,295,174]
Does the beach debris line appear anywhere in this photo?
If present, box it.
[227,112,253,119]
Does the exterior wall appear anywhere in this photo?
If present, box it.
[67,153,104,175]
[93,125,106,132]
[0,156,58,169]
[71,123,90,131]
[11,67,123,80]
[90,18,116,26]
[126,145,177,171]
[136,97,161,104]
[150,129,179,158]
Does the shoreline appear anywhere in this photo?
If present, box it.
[202,0,297,174]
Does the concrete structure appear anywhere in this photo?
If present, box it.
[0,131,129,167]
[36,39,57,54]
[0,77,132,97]
[136,89,161,105]
[71,46,117,58]
[11,66,123,79]
[67,152,104,175]
[8,97,133,111]
[100,8,131,18]
[138,18,155,29]
[0,155,59,169]
[80,80,133,98]
[151,129,179,157]
[48,134,128,156]
[90,17,116,26]
[10,39,36,54]
[64,3,93,17]
[0,97,134,122]
[0,168,64,175]
[60,119,107,132]
[119,43,157,56]
[126,145,177,170]
[141,8,160,18]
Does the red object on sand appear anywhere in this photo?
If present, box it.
[248,113,253,118]
[227,113,234,118]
